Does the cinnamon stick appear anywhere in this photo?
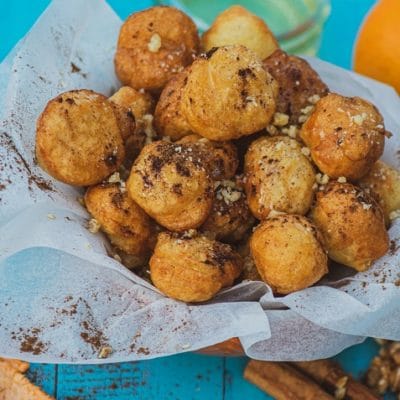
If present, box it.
[293,360,381,400]
[244,360,334,399]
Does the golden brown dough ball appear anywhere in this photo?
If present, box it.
[114,6,200,92]
[153,69,193,140]
[311,181,389,272]
[263,49,329,125]
[181,45,278,141]
[107,101,136,142]
[359,161,400,225]
[300,93,386,180]
[201,179,255,243]
[178,134,238,180]
[244,136,315,220]
[109,86,155,165]
[36,90,125,186]
[250,214,328,294]
[127,141,213,231]
[237,240,262,281]
[202,5,278,60]
[150,231,243,302]
[109,86,155,124]
[85,183,155,265]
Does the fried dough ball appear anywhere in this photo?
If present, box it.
[244,136,315,220]
[201,179,255,243]
[237,240,262,281]
[114,6,200,92]
[108,101,136,142]
[300,93,386,180]
[127,141,213,231]
[250,215,328,294]
[181,45,278,141]
[311,181,389,272]
[36,89,125,186]
[112,248,150,271]
[109,86,155,165]
[150,231,243,302]
[178,134,238,180]
[263,50,329,125]
[85,183,155,264]
[153,69,193,140]
[202,5,278,60]
[359,161,400,225]
[109,86,155,134]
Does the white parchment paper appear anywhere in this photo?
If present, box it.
[0,0,399,363]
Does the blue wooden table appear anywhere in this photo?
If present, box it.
[1,0,381,398]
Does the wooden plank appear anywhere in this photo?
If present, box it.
[56,362,143,399]
[25,363,57,397]
[56,354,224,399]
[224,357,273,400]
[136,354,224,400]
[25,340,383,399]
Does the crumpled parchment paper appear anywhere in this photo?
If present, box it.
[0,0,399,363]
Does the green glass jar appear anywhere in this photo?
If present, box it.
[155,0,331,55]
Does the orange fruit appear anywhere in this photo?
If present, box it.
[353,0,400,93]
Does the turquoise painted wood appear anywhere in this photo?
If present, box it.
[25,364,57,397]
[0,0,386,399]
[25,341,390,399]
[56,355,224,399]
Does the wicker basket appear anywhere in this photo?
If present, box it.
[198,338,244,356]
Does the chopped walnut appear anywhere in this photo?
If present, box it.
[181,229,197,239]
[366,340,400,397]
[298,114,309,124]
[148,33,161,52]
[108,172,121,184]
[266,124,280,136]
[268,209,286,218]
[389,210,400,221]
[120,181,127,193]
[215,180,243,205]
[300,105,314,115]
[272,112,289,127]
[316,173,330,185]
[334,376,348,400]
[308,94,321,104]
[98,346,113,359]
[88,218,101,233]
[362,203,372,210]
[113,253,122,263]
[281,125,298,139]
[141,114,157,144]
[301,147,311,157]
[351,112,368,126]
[77,196,85,207]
